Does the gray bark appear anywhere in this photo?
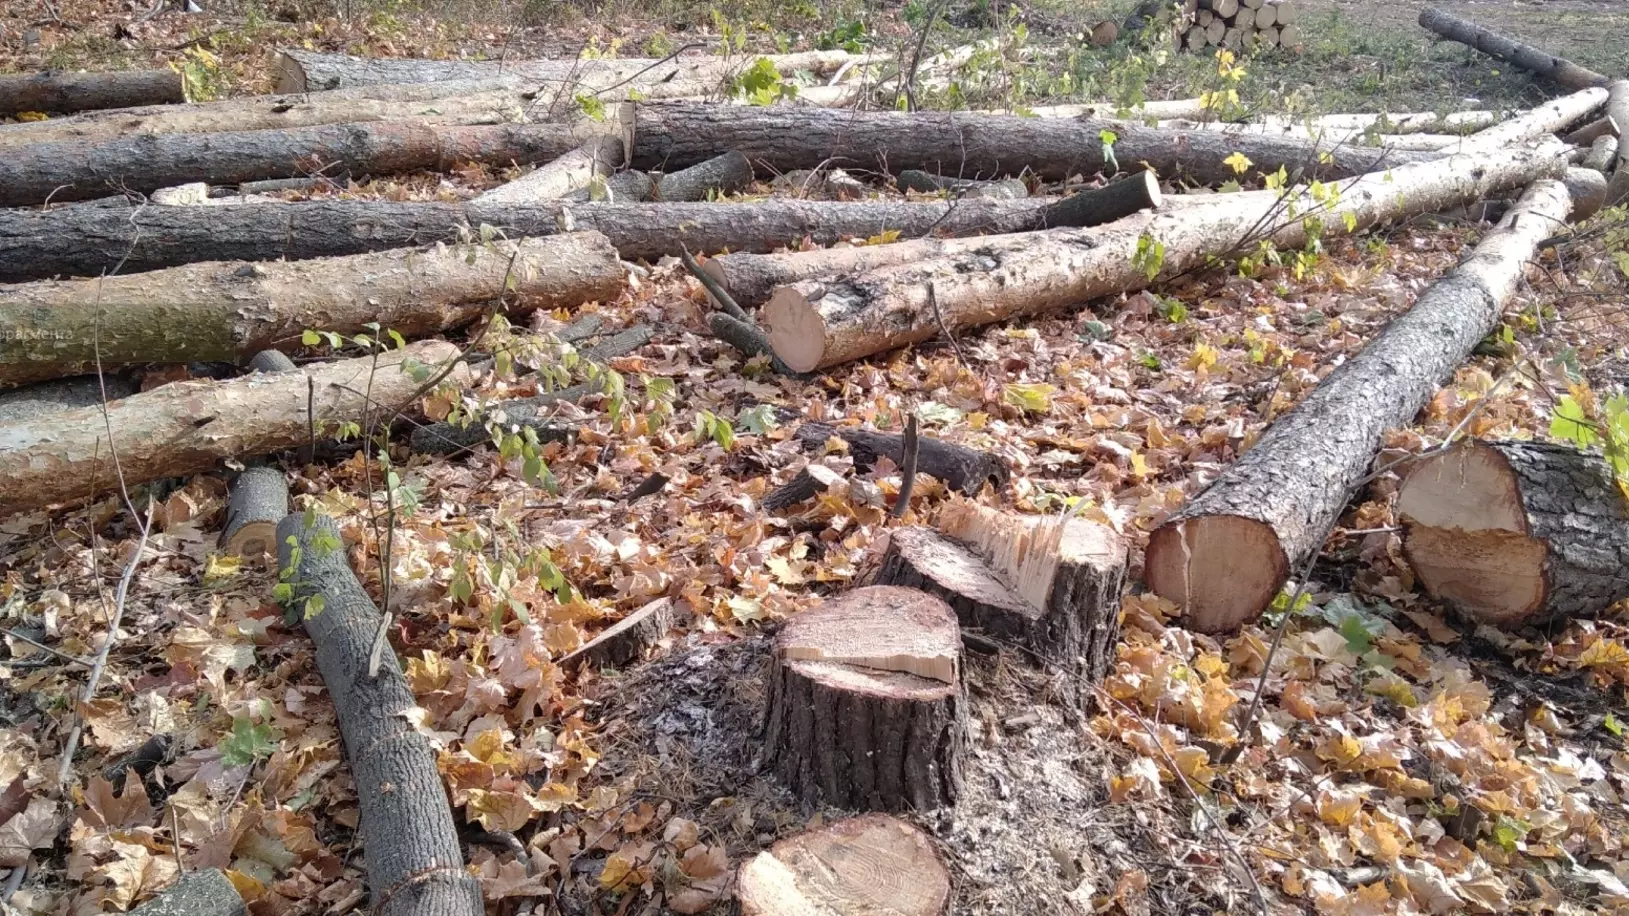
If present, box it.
[1419,8,1608,91]
[631,103,1432,184]
[127,870,244,916]
[0,68,184,116]
[897,169,1028,200]
[247,350,299,373]
[653,150,755,201]
[0,196,1080,282]
[220,466,290,556]
[793,422,1009,496]
[0,374,137,425]
[276,513,482,916]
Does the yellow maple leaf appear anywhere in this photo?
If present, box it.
[1578,638,1629,668]
[1223,151,1252,175]
[466,788,537,833]
[1003,382,1055,415]
[1187,342,1219,371]
[15,111,48,122]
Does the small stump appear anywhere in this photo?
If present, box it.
[736,814,951,916]
[763,585,965,812]
[877,503,1125,682]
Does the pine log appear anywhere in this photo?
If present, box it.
[0,341,466,516]
[1234,8,1257,29]
[247,350,298,373]
[275,48,881,93]
[0,118,628,206]
[1204,0,1240,17]
[1583,135,1619,174]
[275,513,483,916]
[877,507,1125,680]
[0,374,137,425]
[1397,440,1629,628]
[630,103,1434,186]
[1254,3,1276,28]
[479,135,624,203]
[762,585,965,811]
[736,815,950,916]
[1420,8,1606,90]
[1604,81,1629,206]
[0,196,1095,283]
[1563,167,1608,220]
[0,69,184,116]
[1223,27,1244,50]
[557,597,676,669]
[127,869,245,916]
[1205,19,1227,45]
[1562,116,1619,146]
[762,142,1566,373]
[1456,87,1606,154]
[1267,0,1297,24]
[652,150,755,201]
[1277,22,1302,49]
[219,467,290,557]
[793,421,1009,496]
[897,169,1028,200]
[703,173,1161,308]
[0,233,623,387]
[1142,179,1575,633]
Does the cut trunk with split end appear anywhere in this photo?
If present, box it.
[762,586,966,812]
[736,814,951,916]
[1398,440,1629,628]
[557,597,676,669]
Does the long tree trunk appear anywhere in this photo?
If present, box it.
[0,340,466,515]
[1604,81,1629,205]
[630,102,1434,184]
[1419,8,1608,91]
[0,118,627,206]
[1455,86,1606,153]
[0,68,184,116]
[762,143,1566,373]
[1397,439,1629,628]
[276,513,483,916]
[0,233,623,386]
[0,79,639,151]
[0,196,1100,282]
[275,48,881,92]
[1141,178,1577,633]
[703,174,1164,307]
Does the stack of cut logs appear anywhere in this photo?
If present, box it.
[1179,0,1301,51]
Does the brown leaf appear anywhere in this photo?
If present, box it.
[81,775,156,830]
[0,796,58,867]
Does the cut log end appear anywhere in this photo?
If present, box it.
[765,586,965,811]
[736,814,951,916]
[762,285,831,373]
[558,597,676,670]
[220,466,291,557]
[1143,514,1287,633]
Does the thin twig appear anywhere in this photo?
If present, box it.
[926,281,967,369]
[892,413,920,518]
[902,0,951,112]
[0,628,91,669]
[679,247,750,321]
[2,858,27,905]
[170,803,185,873]
[56,494,155,787]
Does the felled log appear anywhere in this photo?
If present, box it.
[0,374,138,425]
[1563,115,1619,146]
[557,597,676,670]
[0,233,623,386]
[0,68,184,116]
[1604,81,1629,206]
[1583,135,1619,174]
[219,467,290,558]
[877,501,1125,680]
[631,103,1433,185]
[276,513,482,916]
[1419,8,1608,91]
[248,350,298,374]
[0,118,628,206]
[127,869,245,916]
[762,586,965,811]
[1142,178,1576,633]
[736,815,950,916]
[651,150,755,201]
[760,142,1566,372]
[1397,440,1629,628]
[275,48,881,93]
[0,341,465,516]
[0,197,1095,283]
[897,169,1028,200]
[704,173,1163,308]
[1563,167,1608,220]
[793,421,1009,496]
[1456,86,1607,154]
[479,135,624,203]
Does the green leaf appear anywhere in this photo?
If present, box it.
[1550,396,1600,449]
[1491,816,1528,853]
[916,401,965,426]
[736,403,780,435]
[219,716,280,767]
[301,329,321,346]
[1605,713,1623,736]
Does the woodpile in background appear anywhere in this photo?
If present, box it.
[1130,0,1302,52]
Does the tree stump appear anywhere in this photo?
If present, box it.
[736,814,951,916]
[876,504,1126,682]
[1398,439,1629,628]
[763,586,965,812]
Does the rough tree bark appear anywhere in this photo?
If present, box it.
[1142,178,1576,633]
[1604,81,1629,206]
[736,815,951,916]
[126,870,244,916]
[275,48,882,92]
[0,233,623,386]
[630,102,1432,184]
[0,196,1094,282]
[761,143,1566,372]
[793,421,1009,496]
[876,502,1125,680]
[897,169,1029,200]
[0,375,138,425]
[276,513,483,916]
[1397,440,1629,628]
[479,135,625,203]
[1583,134,1620,175]
[1419,8,1608,91]
[0,118,626,206]
[651,150,755,201]
[556,597,676,669]
[0,68,184,116]
[762,585,966,812]
[219,467,290,558]
[0,341,466,516]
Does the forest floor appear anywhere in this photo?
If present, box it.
[3,1,1629,916]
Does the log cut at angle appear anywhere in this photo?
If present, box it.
[1397,440,1629,629]
[736,814,951,916]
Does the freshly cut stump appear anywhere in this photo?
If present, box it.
[219,466,290,557]
[1398,439,1629,628]
[557,597,676,670]
[763,586,965,812]
[736,814,950,916]
[877,504,1125,681]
